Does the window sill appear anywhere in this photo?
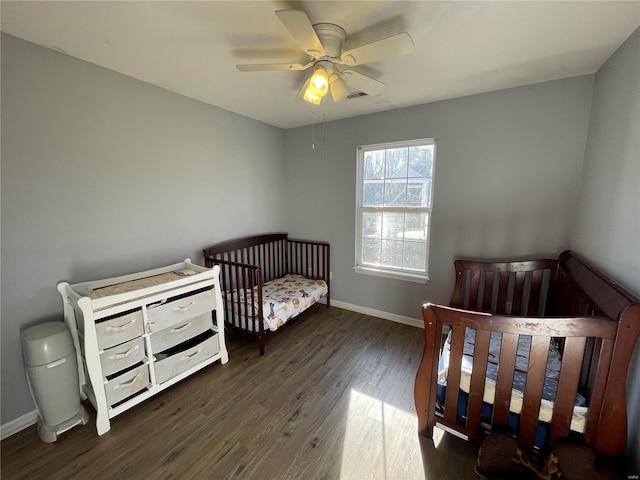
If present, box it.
[353,266,429,284]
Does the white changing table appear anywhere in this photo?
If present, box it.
[57,259,228,435]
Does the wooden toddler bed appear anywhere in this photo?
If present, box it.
[203,233,330,355]
[414,250,640,460]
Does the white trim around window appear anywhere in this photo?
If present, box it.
[355,138,436,282]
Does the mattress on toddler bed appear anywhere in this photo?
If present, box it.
[438,328,588,433]
[226,274,328,332]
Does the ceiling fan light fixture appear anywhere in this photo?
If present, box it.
[329,73,349,102]
[303,86,323,105]
[308,65,329,97]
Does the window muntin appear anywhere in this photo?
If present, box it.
[356,139,435,282]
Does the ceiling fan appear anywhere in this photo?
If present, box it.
[236,10,414,105]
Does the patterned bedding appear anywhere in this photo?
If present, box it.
[226,274,328,332]
[439,327,588,432]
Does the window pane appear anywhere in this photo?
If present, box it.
[406,179,430,207]
[382,212,404,240]
[384,179,406,206]
[362,211,381,237]
[362,238,381,265]
[404,212,427,240]
[385,148,408,179]
[363,180,384,207]
[403,240,427,271]
[364,150,385,179]
[408,145,434,178]
[381,239,403,268]
[423,179,433,208]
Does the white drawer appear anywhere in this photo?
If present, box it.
[154,334,219,385]
[147,288,215,332]
[104,363,149,407]
[100,337,146,377]
[150,314,212,354]
[96,310,144,350]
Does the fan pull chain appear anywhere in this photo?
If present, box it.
[311,110,315,150]
[323,111,326,151]
[323,110,326,169]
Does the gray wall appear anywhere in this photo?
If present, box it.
[284,76,594,318]
[571,27,640,472]
[1,34,288,424]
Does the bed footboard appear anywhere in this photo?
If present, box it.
[415,304,621,456]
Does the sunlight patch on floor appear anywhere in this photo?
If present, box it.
[340,389,423,480]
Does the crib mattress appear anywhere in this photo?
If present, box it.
[439,328,588,433]
[227,274,328,332]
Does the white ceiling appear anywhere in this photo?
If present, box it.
[2,1,639,129]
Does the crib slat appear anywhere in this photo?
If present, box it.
[444,326,465,425]
[232,260,240,327]
[468,271,481,311]
[492,333,518,426]
[496,272,510,314]
[267,242,272,280]
[527,270,544,316]
[580,337,597,395]
[511,271,526,315]
[466,329,490,440]
[481,272,494,313]
[549,336,586,445]
[519,335,551,452]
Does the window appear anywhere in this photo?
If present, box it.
[355,139,436,283]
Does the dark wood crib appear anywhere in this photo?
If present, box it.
[203,233,330,355]
[414,250,640,459]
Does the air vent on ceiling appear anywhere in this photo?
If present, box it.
[347,91,368,99]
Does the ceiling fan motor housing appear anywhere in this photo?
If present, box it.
[313,23,346,59]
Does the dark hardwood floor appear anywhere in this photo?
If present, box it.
[1,306,478,479]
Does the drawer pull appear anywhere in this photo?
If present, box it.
[109,345,139,360]
[170,322,192,334]
[174,301,195,312]
[105,319,137,332]
[181,349,201,361]
[114,373,142,390]
[148,299,167,309]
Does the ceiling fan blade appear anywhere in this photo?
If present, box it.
[340,70,386,96]
[340,32,414,66]
[236,62,311,72]
[275,10,326,58]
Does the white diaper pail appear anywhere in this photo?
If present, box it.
[21,321,89,442]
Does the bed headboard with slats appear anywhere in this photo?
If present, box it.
[450,258,559,316]
[203,233,289,283]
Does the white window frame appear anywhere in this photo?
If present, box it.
[354,138,436,283]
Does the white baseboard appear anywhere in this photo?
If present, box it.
[1,409,38,440]
[328,299,424,329]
